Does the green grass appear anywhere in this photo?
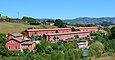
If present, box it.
[91,52,115,60]
[0,22,57,34]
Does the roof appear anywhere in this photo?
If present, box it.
[19,37,30,40]
[21,41,34,45]
[11,33,23,37]
[12,38,25,42]
[77,40,88,45]
[46,31,89,36]
[76,27,98,29]
[6,38,25,43]
[26,28,71,32]
[79,40,87,42]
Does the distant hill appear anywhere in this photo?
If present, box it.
[63,17,115,25]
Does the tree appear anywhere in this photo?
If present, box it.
[21,31,26,36]
[110,26,115,39]
[89,41,105,58]
[74,35,79,39]
[23,48,30,56]
[46,20,54,23]
[57,51,64,60]
[53,36,57,41]
[54,19,66,28]
[0,33,12,56]
[22,16,37,23]
[71,27,76,31]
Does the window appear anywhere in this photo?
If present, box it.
[55,30,59,33]
[10,40,14,44]
[28,45,30,47]
[46,32,48,34]
[15,46,18,49]
[8,46,10,49]
[35,32,37,34]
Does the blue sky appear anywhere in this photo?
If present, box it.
[0,0,115,19]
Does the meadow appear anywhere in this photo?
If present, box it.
[0,22,57,34]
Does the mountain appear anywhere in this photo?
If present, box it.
[63,17,115,25]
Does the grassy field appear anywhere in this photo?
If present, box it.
[91,52,115,60]
[0,22,57,34]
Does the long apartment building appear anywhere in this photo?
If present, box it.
[25,27,99,41]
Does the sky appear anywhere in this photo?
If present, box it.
[0,0,115,19]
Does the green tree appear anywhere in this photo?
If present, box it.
[89,41,105,58]
[22,16,37,23]
[54,19,66,28]
[74,35,79,39]
[0,33,12,56]
[21,31,26,36]
[71,27,76,31]
[51,51,58,60]
[57,51,64,60]
[110,26,115,39]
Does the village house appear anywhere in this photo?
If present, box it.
[6,33,35,52]
[77,40,88,48]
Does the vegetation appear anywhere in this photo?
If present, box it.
[54,19,67,28]
[63,17,115,25]
[0,22,57,34]
[1,15,115,60]
[1,28,115,60]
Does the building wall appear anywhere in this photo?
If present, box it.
[6,40,21,51]
[77,27,98,32]
[29,43,35,51]
[58,30,71,33]
[26,30,56,36]
[21,43,35,51]
[46,32,90,41]
[26,29,71,36]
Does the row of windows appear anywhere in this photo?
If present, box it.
[82,30,96,31]
[33,30,70,34]
[8,46,18,49]
[22,45,30,47]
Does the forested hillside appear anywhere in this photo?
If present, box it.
[63,17,115,25]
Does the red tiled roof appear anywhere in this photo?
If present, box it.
[26,28,71,31]
[19,37,30,40]
[11,33,23,37]
[21,41,34,45]
[76,27,98,29]
[6,38,25,43]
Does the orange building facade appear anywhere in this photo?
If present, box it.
[45,31,90,41]
[25,28,71,36]
[25,27,99,41]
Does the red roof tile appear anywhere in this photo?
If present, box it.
[26,28,71,31]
